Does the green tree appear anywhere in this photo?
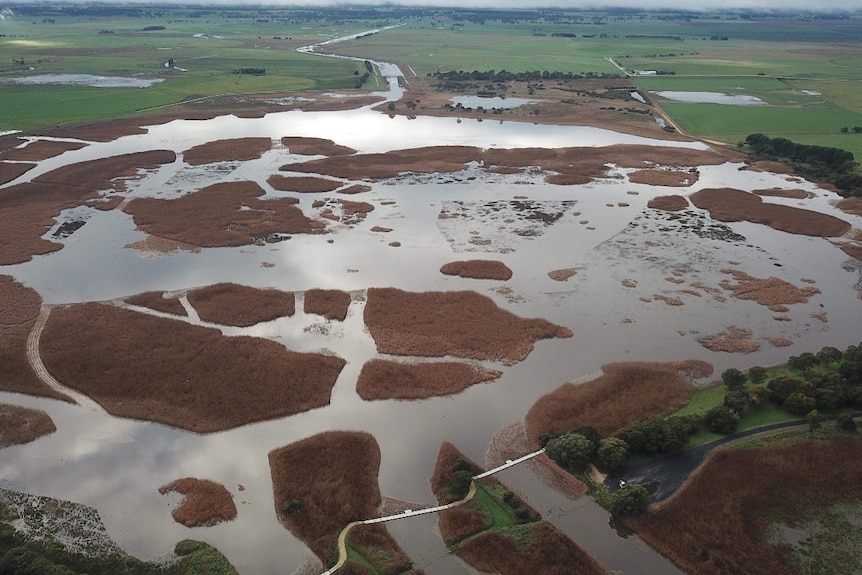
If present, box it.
[610,483,650,517]
[837,414,857,432]
[545,432,595,473]
[597,437,629,470]
[703,406,739,434]
[748,365,768,385]
[817,346,843,364]
[806,409,822,434]
[721,368,747,391]
[724,390,752,415]
[784,392,817,416]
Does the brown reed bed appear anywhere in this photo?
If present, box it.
[0,162,34,185]
[338,184,372,195]
[841,243,862,261]
[440,260,513,281]
[648,195,689,211]
[267,175,344,193]
[547,268,578,282]
[691,188,850,237]
[0,140,87,162]
[0,150,176,265]
[719,269,820,306]
[187,283,295,327]
[182,137,272,165]
[158,478,237,527]
[525,362,697,443]
[631,436,862,575]
[837,197,862,216]
[697,326,760,354]
[280,137,356,157]
[356,359,502,400]
[303,289,351,321]
[0,276,70,402]
[629,169,698,187]
[364,288,571,363]
[124,181,326,248]
[125,291,187,316]
[345,523,422,575]
[269,431,382,565]
[753,188,811,199]
[0,404,56,448]
[39,303,345,432]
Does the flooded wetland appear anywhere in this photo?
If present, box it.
[2,18,862,575]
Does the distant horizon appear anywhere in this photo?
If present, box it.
[3,1,862,14]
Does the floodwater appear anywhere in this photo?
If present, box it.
[652,91,765,105]
[2,41,862,575]
[0,73,164,88]
[450,95,539,109]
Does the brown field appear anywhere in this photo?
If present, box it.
[647,195,689,211]
[158,478,237,527]
[0,404,56,448]
[548,268,578,281]
[0,139,87,162]
[0,276,70,401]
[182,137,272,165]
[356,359,502,400]
[124,181,326,248]
[753,188,811,199]
[525,362,697,443]
[0,150,176,265]
[629,170,697,187]
[187,283,295,327]
[837,197,862,216]
[39,303,345,432]
[632,436,862,575]
[364,288,571,363]
[719,269,820,306]
[269,431,382,564]
[697,326,760,354]
[267,174,344,193]
[345,523,422,575]
[691,188,850,237]
[303,289,351,321]
[281,137,356,157]
[0,162,34,185]
[440,260,513,281]
[124,291,187,316]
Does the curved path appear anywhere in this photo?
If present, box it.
[26,305,105,413]
[321,449,544,575]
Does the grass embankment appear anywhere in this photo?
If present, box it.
[0,150,175,265]
[269,431,418,573]
[123,180,327,248]
[356,359,501,401]
[303,289,351,321]
[439,260,513,281]
[0,404,56,448]
[182,137,272,165]
[364,288,572,363]
[39,303,345,432]
[187,283,295,327]
[631,434,862,575]
[158,478,237,528]
[429,442,605,575]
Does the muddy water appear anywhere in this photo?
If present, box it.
[1,87,862,575]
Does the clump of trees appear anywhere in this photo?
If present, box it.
[233,67,265,75]
[430,69,625,82]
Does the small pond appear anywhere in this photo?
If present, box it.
[450,95,539,109]
[652,91,765,105]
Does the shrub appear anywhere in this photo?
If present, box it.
[545,432,595,473]
[282,499,303,514]
[721,368,747,391]
[837,414,858,432]
[597,437,629,470]
[449,470,473,500]
[610,483,650,517]
[703,406,739,435]
[748,366,768,385]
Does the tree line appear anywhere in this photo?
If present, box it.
[430,70,625,82]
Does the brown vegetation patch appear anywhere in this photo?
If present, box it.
[124,181,326,248]
[837,197,862,216]
[748,160,795,174]
[269,431,381,564]
[0,140,87,162]
[0,277,69,402]
[629,169,697,187]
[841,243,862,261]
[0,162,34,185]
[648,195,689,211]
[753,188,811,199]
[622,279,638,288]
[182,137,272,165]
[653,294,684,306]
[356,359,501,400]
[665,359,714,379]
[188,283,294,327]
[89,195,125,211]
[0,404,56,448]
[281,137,356,157]
[39,303,345,432]
[768,305,790,313]
[289,146,481,180]
[691,188,850,237]
[370,226,392,233]
[364,288,571,363]
[525,362,695,443]
[0,150,175,265]
[440,260,513,281]
[719,269,820,306]
[697,326,760,354]
[388,241,401,247]
[767,337,793,347]
[125,291,187,316]
[548,268,578,282]
[303,289,351,321]
[632,436,862,575]
[267,175,343,193]
[124,235,201,256]
[158,478,237,527]
[344,523,419,575]
[338,184,372,195]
